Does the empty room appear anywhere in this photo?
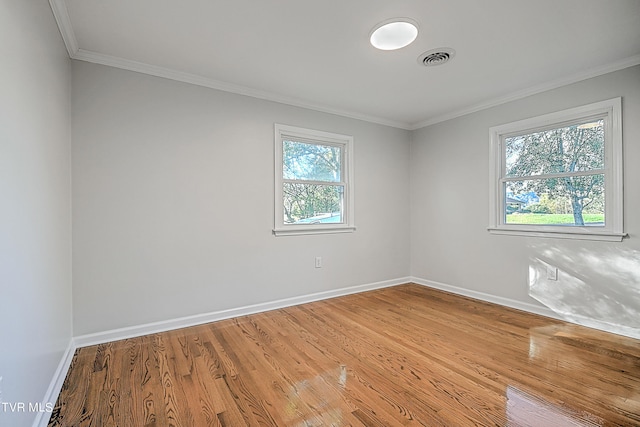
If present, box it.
[2,0,640,426]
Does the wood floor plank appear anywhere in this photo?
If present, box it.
[295,302,503,426]
[49,284,640,426]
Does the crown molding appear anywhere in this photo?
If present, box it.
[48,1,411,129]
[72,49,414,130]
[49,0,77,57]
[49,0,639,132]
[409,54,640,130]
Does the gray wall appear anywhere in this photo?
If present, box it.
[1,5,637,423]
[72,61,639,338]
[410,65,640,337]
[0,1,72,426]
[71,61,411,335]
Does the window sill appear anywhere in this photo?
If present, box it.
[487,227,627,242]
[273,225,356,237]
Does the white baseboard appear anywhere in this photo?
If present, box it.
[74,277,411,348]
[410,276,561,319]
[410,276,640,340]
[73,275,639,348]
[37,275,638,424]
[32,339,76,427]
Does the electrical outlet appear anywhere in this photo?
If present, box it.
[315,257,322,268]
[546,266,558,281]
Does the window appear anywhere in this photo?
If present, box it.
[274,124,355,236]
[488,98,624,241]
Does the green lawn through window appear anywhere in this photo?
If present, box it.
[506,213,604,225]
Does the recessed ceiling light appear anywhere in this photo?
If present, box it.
[370,18,419,51]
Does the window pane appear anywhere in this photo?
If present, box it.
[283,183,343,224]
[505,175,604,226]
[505,119,604,177]
[283,140,341,182]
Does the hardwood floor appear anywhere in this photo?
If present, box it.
[49,284,640,426]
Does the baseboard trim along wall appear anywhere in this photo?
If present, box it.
[73,275,638,348]
[39,275,637,426]
[33,339,76,427]
[410,277,561,319]
[410,276,640,340]
[39,278,407,425]
[73,277,411,348]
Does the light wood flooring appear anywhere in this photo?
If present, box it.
[49,284,640,426]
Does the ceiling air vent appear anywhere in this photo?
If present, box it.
[418,48,456,67]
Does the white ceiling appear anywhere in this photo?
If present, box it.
[51,0,640,130]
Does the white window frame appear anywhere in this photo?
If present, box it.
[488,98,625,241]
[274,124,355,236]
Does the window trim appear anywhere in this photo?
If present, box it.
[274,124,355,236]
[488,98,625,241]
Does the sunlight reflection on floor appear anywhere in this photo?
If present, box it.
[283,365,348,426]
[506,386,603,427]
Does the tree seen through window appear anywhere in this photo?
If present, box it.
[504,119,605,226]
